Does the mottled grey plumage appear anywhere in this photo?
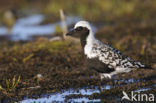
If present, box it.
[91,39,145,70]
[93,40,145,69]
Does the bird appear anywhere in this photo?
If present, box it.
[66,21,151,80]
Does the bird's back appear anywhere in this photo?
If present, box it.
[86,40,145,71]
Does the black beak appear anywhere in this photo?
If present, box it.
[66,29,75,36]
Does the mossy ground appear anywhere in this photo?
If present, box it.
[0,0,156,102]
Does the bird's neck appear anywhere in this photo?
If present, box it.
[80,30,95,49]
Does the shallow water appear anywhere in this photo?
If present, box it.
[134,88,152,92]
[0,26,8,35]
[0,14,82,41]
[134,84,156,92]
[19,85,111,103]
[19,78,156,102]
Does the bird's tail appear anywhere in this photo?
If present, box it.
[140,65,154,69]
[135,62,154,69]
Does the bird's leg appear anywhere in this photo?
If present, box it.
[100,73,112,80]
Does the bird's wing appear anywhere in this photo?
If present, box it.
[92,40,145,69]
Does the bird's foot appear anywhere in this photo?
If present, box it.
[100,73,112,80]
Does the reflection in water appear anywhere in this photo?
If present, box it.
[20,85,111,103]
[0,14,82,41]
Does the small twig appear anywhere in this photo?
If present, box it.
[59,9,68,40]
[59,9,79,43]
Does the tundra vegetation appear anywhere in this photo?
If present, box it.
[0,0,155,102]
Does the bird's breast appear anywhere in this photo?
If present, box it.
[84,44,97,59]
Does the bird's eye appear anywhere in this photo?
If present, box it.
[76,27,83,31]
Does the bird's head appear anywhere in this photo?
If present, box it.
[66,21,93,38]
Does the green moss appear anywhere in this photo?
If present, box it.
[36,40,72,53]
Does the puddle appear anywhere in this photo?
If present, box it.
[114,78,140,84]
[15,14,44,26]
[0,26,8,35]
[134,88,152,92]
[0,14,82,41]
[19,80,155,102]
[134,84,156,92]
[19,85,111,103]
